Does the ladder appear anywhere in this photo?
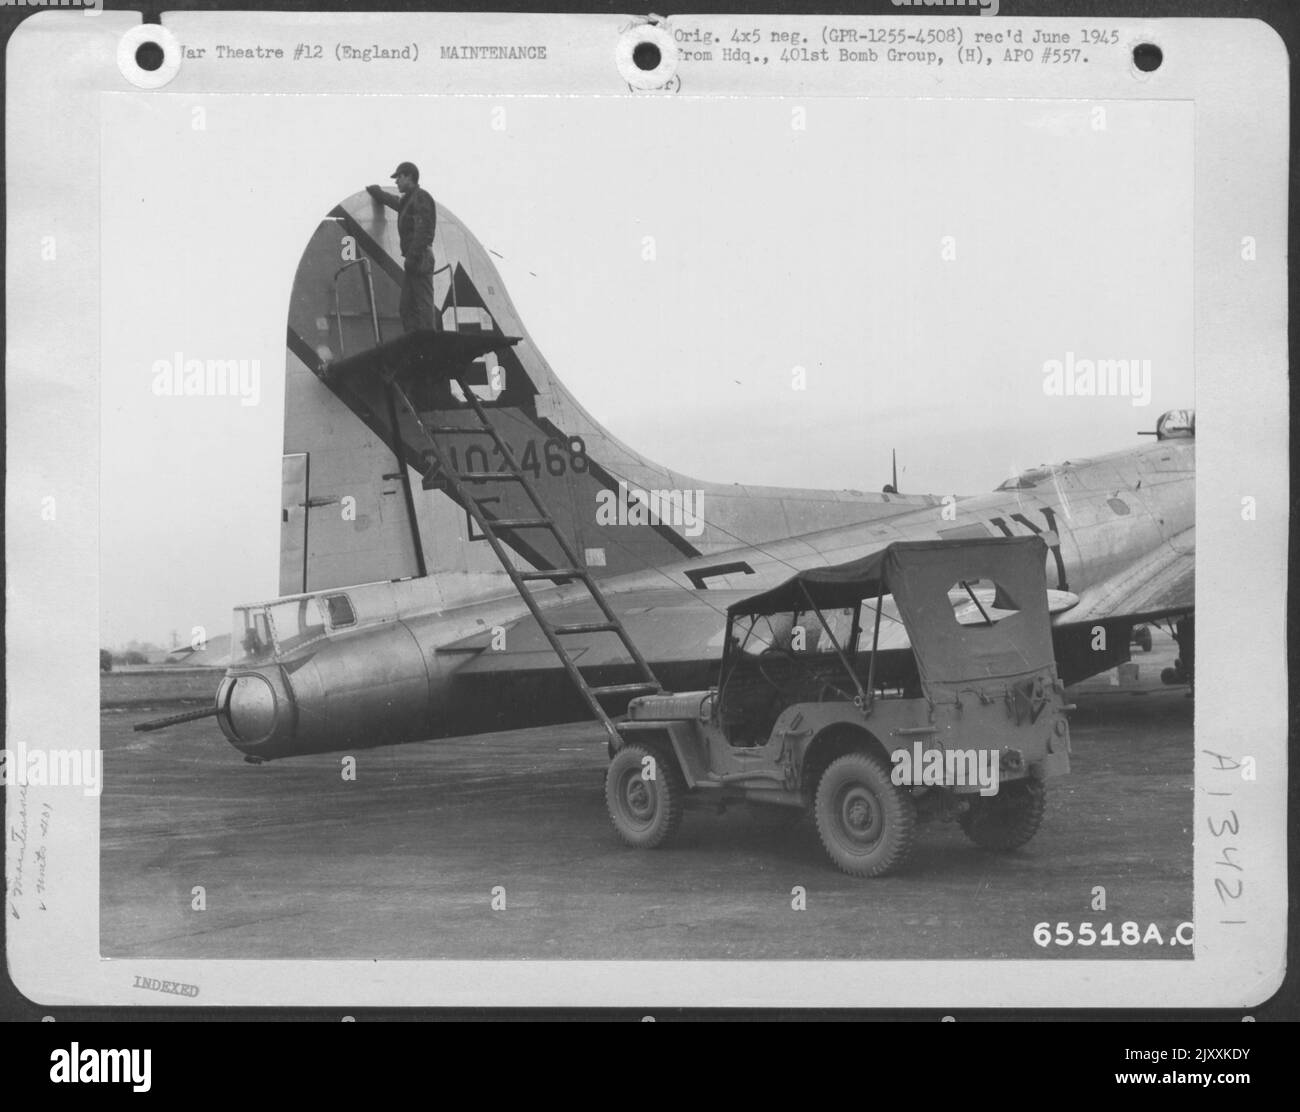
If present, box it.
[394,372,663,748]
[329,254,660,748]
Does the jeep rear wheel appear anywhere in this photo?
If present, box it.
[605,743,686,849]
[958,779,1046,850]
[814,751,916,877]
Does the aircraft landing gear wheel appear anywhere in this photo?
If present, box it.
[605,743,685,849]
[958,779,1046,850]
[814,751,916,877]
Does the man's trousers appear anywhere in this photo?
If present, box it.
[400,254,439,333]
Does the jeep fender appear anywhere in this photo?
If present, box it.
[776,705,892,796]
[619,721,708,788]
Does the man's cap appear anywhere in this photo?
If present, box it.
[390,161,420,180]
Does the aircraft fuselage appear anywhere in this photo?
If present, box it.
[216,434,1193,761]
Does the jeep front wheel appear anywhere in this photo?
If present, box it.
[958,779,1046,850]
[814,751,916,877]
[605,743,686,849]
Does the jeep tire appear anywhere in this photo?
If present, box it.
[605,742,686,849]
[958,779,1047,850]
[814,751,917,877]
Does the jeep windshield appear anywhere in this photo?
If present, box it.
[729,606,856,657]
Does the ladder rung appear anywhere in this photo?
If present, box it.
[398,374,664,727]
[589,683,661,697]
[488,517,554,529]
[518,568,586,581]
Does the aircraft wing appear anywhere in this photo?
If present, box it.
[1051,526,1194,627]
[441,582,1084,674]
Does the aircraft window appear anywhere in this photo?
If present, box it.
[236,610,274,663]
[268,597,327,653]
[1107,497,1131,516]
[946,581,1021,626]
[325,594,356,628]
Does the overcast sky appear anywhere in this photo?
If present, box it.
[100,94,1192,646]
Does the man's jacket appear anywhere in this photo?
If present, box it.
[370,186,437,260]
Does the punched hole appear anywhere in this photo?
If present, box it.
[135,40,165,72]
[1132,43,1162,72]
[632,41,662,71]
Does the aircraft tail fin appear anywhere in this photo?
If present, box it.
[280,192,939,603]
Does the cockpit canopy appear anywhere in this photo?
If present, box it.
[995,466,1056,492]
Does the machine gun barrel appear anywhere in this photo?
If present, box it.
[133,705,219,732]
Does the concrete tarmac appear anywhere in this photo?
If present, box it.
[101,630,1192,961]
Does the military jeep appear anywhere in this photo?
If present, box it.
[605,536,1073,876]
